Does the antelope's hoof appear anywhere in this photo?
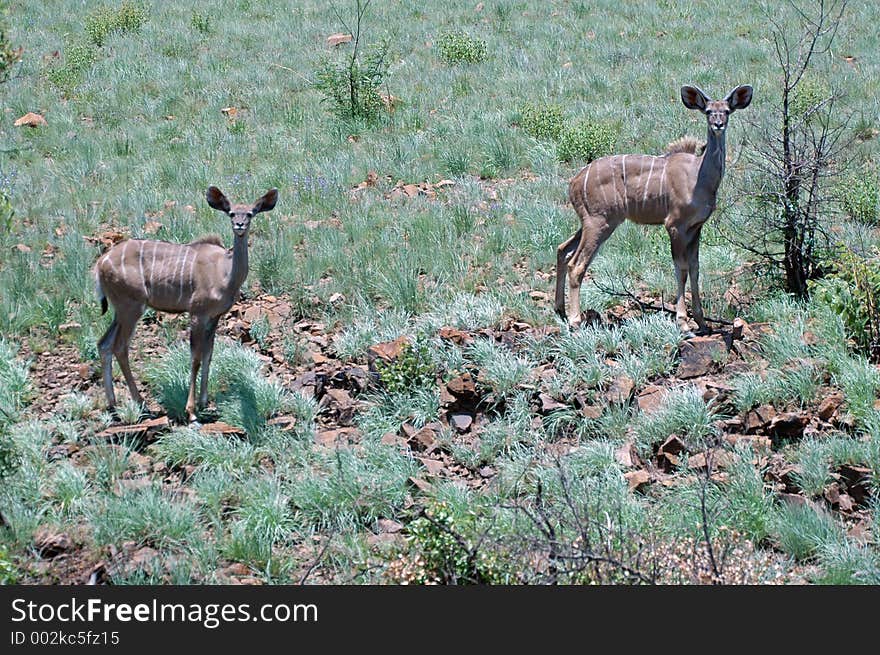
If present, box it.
[582,309,602,326]
[694,325,713,337]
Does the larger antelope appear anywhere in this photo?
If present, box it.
[555,84,753,335]
[94,186,278,423]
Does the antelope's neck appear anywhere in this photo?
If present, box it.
[227,233,250,293]
[697,128,726,197]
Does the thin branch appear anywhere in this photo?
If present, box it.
[590,279,734,326]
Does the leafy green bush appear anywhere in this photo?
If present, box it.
[436,31,488,64]
[789,77,830,121]
[376,339,436,393]
[518,102,566,141]
[190,10,211,35]
[403,501,506,584]
[0,1,20,83]
[0,432,17,481]
[0,338,32,430]
[556,119,617,163]
[0,544,17,583]
[840,169,879,224]
[811,248,880,361]
[48,2,148,92]
[85,2,149,47]
[314,41,390,122]
[0,186,12,232]
[46,40,100,92]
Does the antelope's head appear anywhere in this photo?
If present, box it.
[681,84,753,134]
[206,186,279,237]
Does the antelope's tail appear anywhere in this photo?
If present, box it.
[95,270,108,315]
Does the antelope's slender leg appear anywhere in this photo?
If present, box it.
[566,214,623,326]
[98,318,119,409]
[198,316,220,409]
[686,224,709,334]
[112,304,145,405]
[185,317,207,423]
[555,229,582,317]
[669,228,693,335]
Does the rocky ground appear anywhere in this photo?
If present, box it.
[12,290,876,585]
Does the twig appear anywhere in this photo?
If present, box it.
[268,62,313,85]
[298,531,335,585]
[591,279,734,326]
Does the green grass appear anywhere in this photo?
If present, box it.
[89,484,201,548]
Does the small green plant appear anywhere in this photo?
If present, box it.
[0,544,18,583]
[282,333,308,367]
[48,2,148,93]
[115,397,146,425]
[313,1,390,123]
[46,39,100,92]
[772,502,841,561]
[190,9,211,35]
[0,432,18,480]
[436,31,488,65]
[0,338,32,429]
[0,187,13,231]
[315,41,389,122]
[249,314,271,351]
[840,169,879,224]
[60,393,94,421]
[376,339,436,393]
[811,247,880,361]
[789,77,830,121]
[634,385,717,453]
[89,485,200,548]
[518,102,566,141]
[144,341,288,431]
[402,501,505,584]
[85,2,149,47]
[556,119,617,163]
[0,1,20,83]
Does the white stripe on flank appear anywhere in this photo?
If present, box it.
[188,251,198,302]
[120,241,130,285]
[176,250,190,304]
[138,241,148,297]
[620,155,628,214]
[642,158,656,208]
[101,253,116,277]
[148,241,157,295]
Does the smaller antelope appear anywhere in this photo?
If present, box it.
[95,186,278,423]
[555,84,753,335]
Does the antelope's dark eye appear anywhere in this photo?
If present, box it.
[246,212,254,218]
[228,211,235,217]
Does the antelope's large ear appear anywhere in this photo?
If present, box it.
[725,85,753,111]
[681,85,710,111]
[206,186,231,213]
[253,188,278,214]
